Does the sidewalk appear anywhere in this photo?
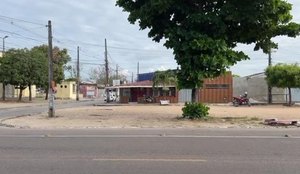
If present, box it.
[2,104,300,129]
[0,98,95,109]
[0,101,44,109]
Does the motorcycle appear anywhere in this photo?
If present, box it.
[233,93,251,107]
[144,96,154,103]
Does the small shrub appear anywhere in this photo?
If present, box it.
[182,102,210,119]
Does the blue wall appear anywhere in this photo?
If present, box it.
[138,72,154,81]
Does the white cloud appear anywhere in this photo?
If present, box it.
[0,0,299,79]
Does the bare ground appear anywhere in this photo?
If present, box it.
[2,104,300,129]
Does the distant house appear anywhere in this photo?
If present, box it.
[0,84,36,99]
[107,80,178,104]
[14,85,37,98]
[56,81,81,100]
[80,81,100,98]
[113,71,234,104]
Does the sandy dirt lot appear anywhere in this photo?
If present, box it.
[2,104,300,129]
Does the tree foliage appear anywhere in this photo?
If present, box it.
[30,45,71,100]
[0,52,11,100]
[116,0,300,102]
[152,70,177,88]
[0,51,13,100]
[31,45,71,88]
[89,66,127,85]
[65,64,83,81]
[1,48,32,101]
[265,64,300,106]
[0,45,71,101]
[152,69,177,96]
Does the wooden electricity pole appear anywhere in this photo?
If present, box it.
[105,39,109,102]
[268,47,272,104]
[47,20,55,117]
[137,62,139,81]
[76,46,80,101]
[116,64,119,79]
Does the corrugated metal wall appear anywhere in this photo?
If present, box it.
[178,73,233,103]
[291,88,300,102]
[178,89,192,103]
[199,72,233,103]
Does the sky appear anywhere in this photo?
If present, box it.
[0,0,300,81]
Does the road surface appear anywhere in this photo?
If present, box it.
[0,128,299,174]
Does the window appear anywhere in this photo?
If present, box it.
[72,84,76,94]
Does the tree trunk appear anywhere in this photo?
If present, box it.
[191,88,199,103]
[29,85,32,101]
[288,87,292,106]
[2,83,5,101]
[45,86,49,100]
[18,88,23,101]
[191,88,196,103]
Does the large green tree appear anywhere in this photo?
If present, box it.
[0,53,14,100]
[28,47,48,101]
[31,45,71,100]
[0,45,71,101]
[116,0,300,102]
[3,48,31,101]
[265,64,300,106]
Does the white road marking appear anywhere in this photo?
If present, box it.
[92,158,207,162]
[0,134,299,139]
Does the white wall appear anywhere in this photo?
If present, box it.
[233,77,286,103]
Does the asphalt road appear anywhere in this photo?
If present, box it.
[0,100,102,119]
[0,128,299,174]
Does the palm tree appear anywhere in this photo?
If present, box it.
[152,70,177,96]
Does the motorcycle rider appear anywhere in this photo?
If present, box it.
[241,91,248,98]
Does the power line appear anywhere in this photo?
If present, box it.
[0,28,47,44]
[10,22,47,39]
[0,14,45,26]
[70,61,105,66]
[52,36,173,53]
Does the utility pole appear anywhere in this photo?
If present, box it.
[2,35,8,54]
[116,64,119,79]
[137,62,139,81]
[76,46,80,101]
[105,39,109,102]
[2,35,8,101]
[268,47,272,104]
[47,20,55,117]
[131,72,134,83]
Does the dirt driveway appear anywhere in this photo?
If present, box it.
[2,104,300,129]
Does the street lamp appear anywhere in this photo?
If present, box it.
[2,35,8,54]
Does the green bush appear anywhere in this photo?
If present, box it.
[182,102,210,119]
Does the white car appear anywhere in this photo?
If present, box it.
[103,93,116,102]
